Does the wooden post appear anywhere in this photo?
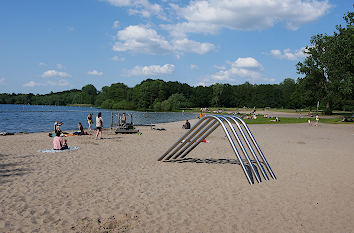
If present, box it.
[110,111,113,129]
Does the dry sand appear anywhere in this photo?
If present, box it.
[1,119,354,233]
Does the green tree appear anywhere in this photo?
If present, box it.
[297,10,354,114]
[81,84,97,105]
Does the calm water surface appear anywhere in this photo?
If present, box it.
[0,104,197,133]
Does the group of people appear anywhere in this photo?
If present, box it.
[308,115,320,126]
[52,112,105,150]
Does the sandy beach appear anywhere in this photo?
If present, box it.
[1,119,354,233]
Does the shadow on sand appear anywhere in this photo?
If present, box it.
[0,154,32,184]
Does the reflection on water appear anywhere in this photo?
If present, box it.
[0,104,197,133]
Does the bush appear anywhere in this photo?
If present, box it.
[101,99,114,109]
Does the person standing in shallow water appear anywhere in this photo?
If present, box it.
[95,112,104,139]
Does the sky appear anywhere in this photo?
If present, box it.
[0,0,352,94]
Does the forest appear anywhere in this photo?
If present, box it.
[1,11,353,114]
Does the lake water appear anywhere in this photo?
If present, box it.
[0,104,197,133]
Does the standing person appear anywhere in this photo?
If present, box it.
[87,113,93,130]
[95,112,104,139]
[315,115,320,126]
[55,122,63,135]
[121,113,127,125]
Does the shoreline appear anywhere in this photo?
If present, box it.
[2,110,352,135]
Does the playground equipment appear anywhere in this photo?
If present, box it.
[158,115,276,184]
[111,112,139,134]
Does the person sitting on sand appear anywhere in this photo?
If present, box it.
[182,120,191,129]
[270,117,279,122]
[53,132,68,150]
[341,116,353,122]
[73,122,88,135]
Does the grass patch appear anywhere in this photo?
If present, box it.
[242,116,351,124]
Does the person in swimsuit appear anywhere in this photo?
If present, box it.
[87,113,93,130]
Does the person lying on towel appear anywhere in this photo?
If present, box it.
[53,132,69,150]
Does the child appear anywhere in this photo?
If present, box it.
[308,119,312,126]
[315,115,319,126]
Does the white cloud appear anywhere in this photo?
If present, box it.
[39,62,47,67]
[104,0,165,19]
[206,57,275,84]
[160,21,220,38]
[104,0,132,7]
[88,69,104,76]
[172,0,331,33]
[113,25,214,56]
[233,57,263,70]
[0,78,5,85]
[172,38,215,55]
[23,81,40,87]
[56,64,64,69]
[125,64,175,76]
[214,65,226,70]
[113,25,171,54]
[24,79,69,87]
[112,55,125,61]
[270,47,307,60]
[113,20,120,29]
[47,79,70,86]
[41,70,71,78]
[190,64,199,70]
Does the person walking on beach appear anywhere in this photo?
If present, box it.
[315,115,320,126]
[95,112,104,139]
[87,113,93,130]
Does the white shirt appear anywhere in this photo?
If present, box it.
[96,116,103,127]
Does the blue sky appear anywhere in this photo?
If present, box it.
[0,0,352,94]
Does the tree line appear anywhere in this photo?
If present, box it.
[1,76,352,113]
[1,10,353,114]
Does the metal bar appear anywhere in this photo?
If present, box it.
[210,115,253,184]
[110,112,113,129]
[226,115,269,180]
[183,115,252,184]
[233,116,276,180]
[179,122,220,159]
[172,119,218,160]
[164,119,213,160]
[157,117,210,161]
[219,116,261,183]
